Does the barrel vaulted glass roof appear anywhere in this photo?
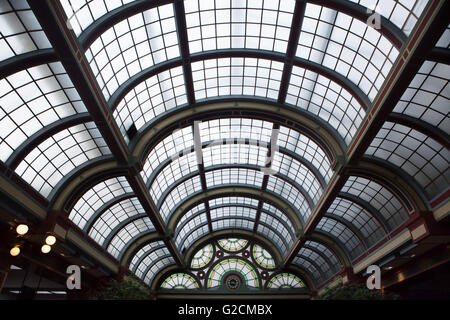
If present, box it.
[1,0,448,291]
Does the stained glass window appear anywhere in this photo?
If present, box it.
[252,244,275,269]
[207,258,258,288]
[217,238,248,252]
[161,273,199,289]
[190,243,213,269]
[267,273,305,289]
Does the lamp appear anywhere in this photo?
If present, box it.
[16,224,29,235]
[10,246,20,257]
[41,244,51,254]
[45,235,56,246]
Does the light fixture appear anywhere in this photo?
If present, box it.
[45,235,56,246]
[410,254,416,258]
[385,266,393,270]
[10,246,20,257]
[16,224,29,235]
[41,244,51,254]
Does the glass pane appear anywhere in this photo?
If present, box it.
[185,0,294,54]
[271,151,323,204]
[393,61,450,134]
[366,122,449,199]
[107,217,155,259]
[315,217,364,260]
[60,0,139,36]
[15,122,110,198]
[85,3,179,100]
[161,273,199,289]
[190,243,213,269]
[286,66,365,144]
[277,125,333,182]
[159,175,202,222]
[141,126,193,183]
[206,258,258,288]
[304,240,340,274]
[297,3,399,101]
[88,197,145,246]
[130,241,166,272]
[328,197,385,247]
[266,176,311,223]
[341,176,408,230]
[0,2,51,62]
[298,247,333,282]
[292,256,321,284]
[0,62,87,162]
[252,243,276,269]
[69,176,132,229]
[113,66,187,143]
[348,0,429,36]
[192,57,283,100]
[267,273,305,288]
[149,151,198,204]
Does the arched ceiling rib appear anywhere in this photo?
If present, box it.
[165,186,303,233]
[1,0,448,292]
[174,201,296,258]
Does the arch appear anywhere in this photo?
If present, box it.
[0,61,89,164]
[0,49,57,79]
[365,119,449,200]
[6,113,92,169]
[302,243,340,276]
[142,253,176,289]
[315,216,365,261]
[307,232,352,269]
[327,196,388,249]
[155,164,314,220]
[78,0,172,47]
[102,213,150,249]
[121,232,164,268]
[311,0,407,47]
[63,173,132,230]
[294,252,329,285]
[351,159,429,213]
[106,216,156,260]
[291,256,323,286]
[184,230,284,268]
[108,49,371,113]
[158,270,202,290]
[282,265,316,292]
[132,100,344,164]
[75,0,407,52]
[166,186,303,235]
[205,256,261,289]
[130,241,168,275]
[83,192,135,232]
[175,213,292,260]
[324,213,370,250]
[151,264,179,291]
[337,192,391,233]
[146,137,328,193]
[50,159,124,211]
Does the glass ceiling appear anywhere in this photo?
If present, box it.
[1,0,447,292]
[85,3,179,100]
[0,0,51,61]
[0,62,87,162]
